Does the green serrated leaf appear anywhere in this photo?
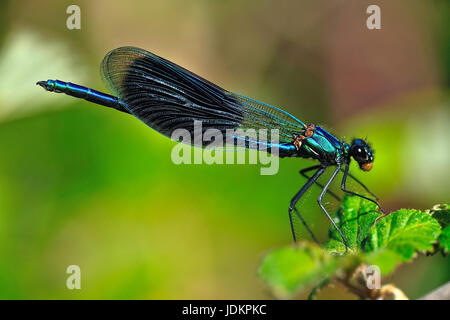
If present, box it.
[327,195,380,250]
[438,225,450,254]
[259,197,446,299]
[258,243,338,298]
[366,209,441,261]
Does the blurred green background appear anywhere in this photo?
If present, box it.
[0,0,448,299]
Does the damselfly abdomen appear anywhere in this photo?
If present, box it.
[37,47,384,252]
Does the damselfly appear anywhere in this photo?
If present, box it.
[37,46,384,251]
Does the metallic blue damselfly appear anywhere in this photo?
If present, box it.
[37,47,384,252]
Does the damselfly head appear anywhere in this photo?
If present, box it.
[349,139,374,171]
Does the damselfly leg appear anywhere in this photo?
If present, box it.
[340,166,379,200]
[300,165,341,201]
[317,164,349,252]
[288,166,327,244]
[341,163,385,214]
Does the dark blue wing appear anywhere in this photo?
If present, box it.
[100,47,304,153]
